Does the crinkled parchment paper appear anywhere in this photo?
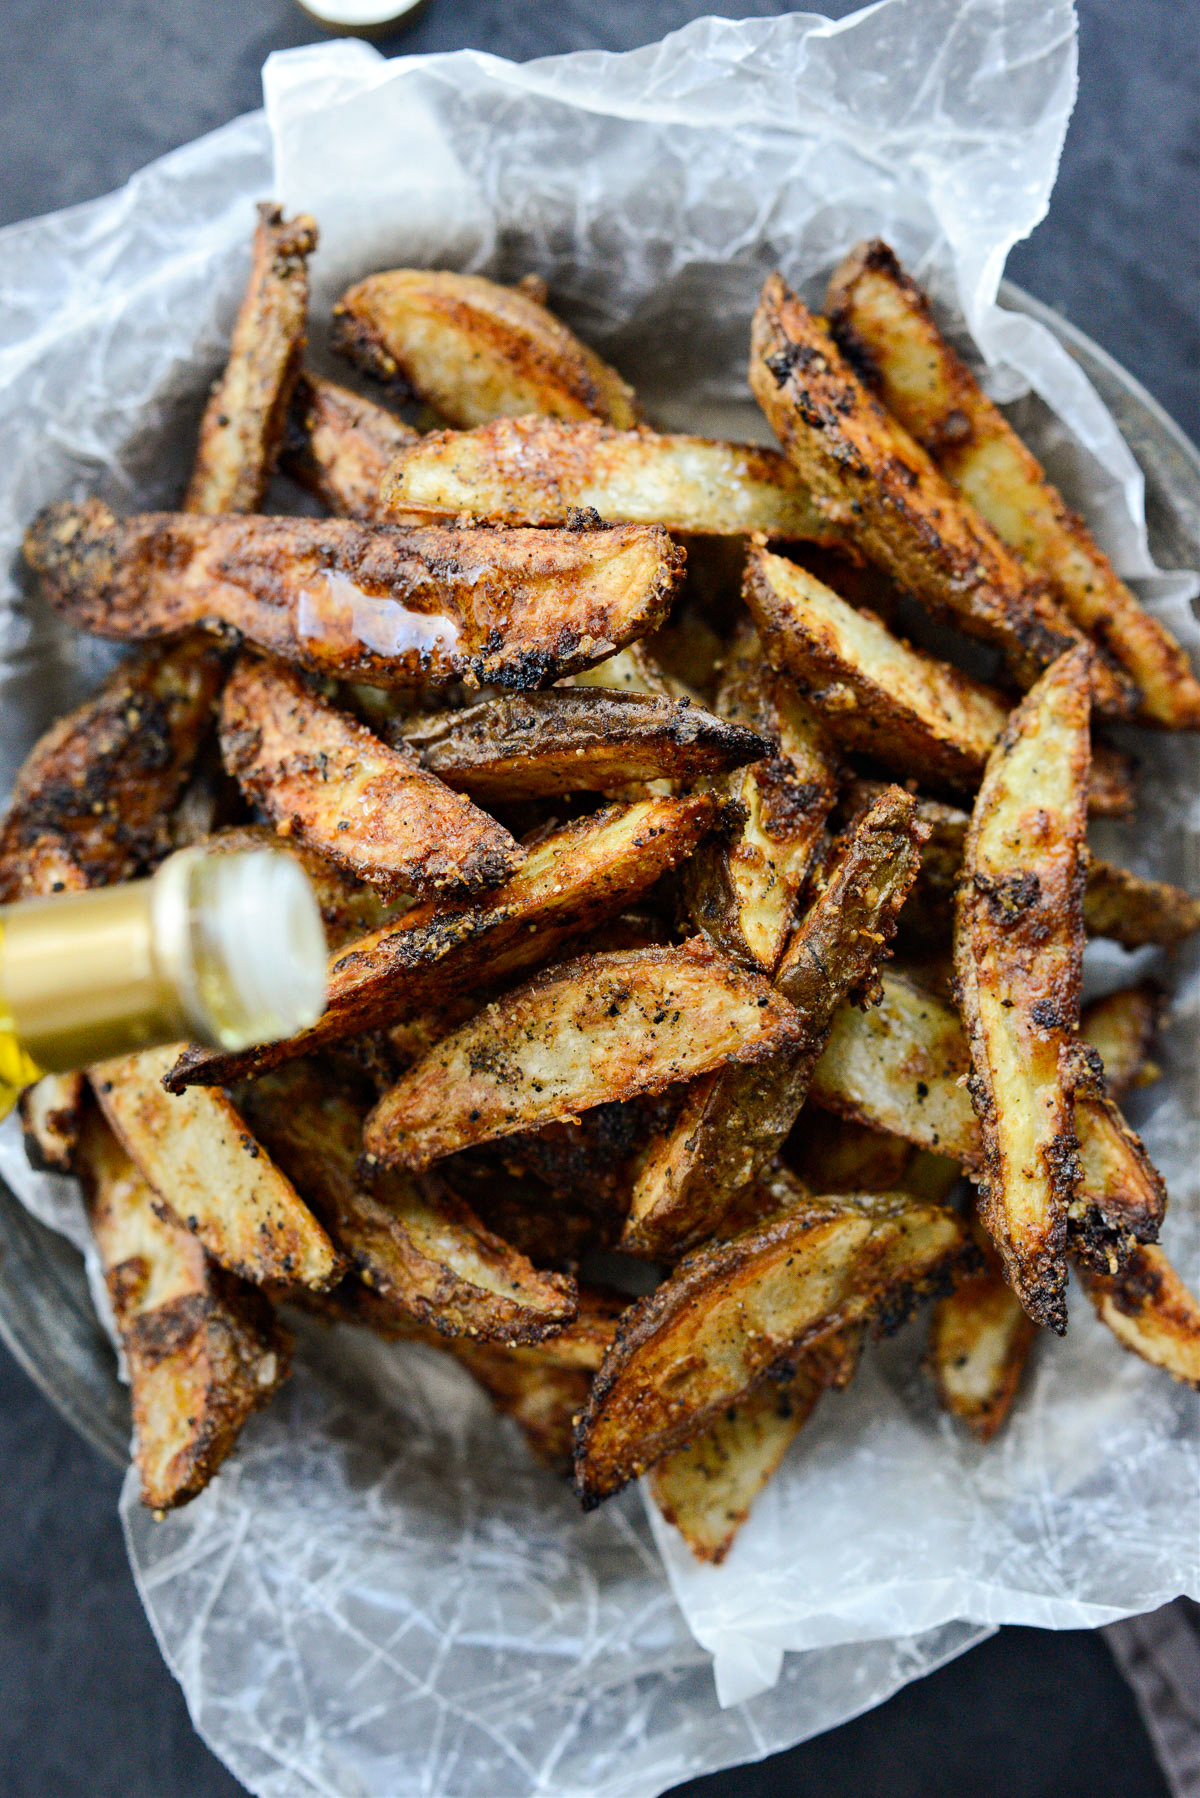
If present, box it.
[1,2,1198,1791]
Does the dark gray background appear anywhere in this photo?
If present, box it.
[0,2,1194,1795]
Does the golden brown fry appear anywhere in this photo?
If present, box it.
[576,1187,969,1504]
[749,274,1137,717]
[927,1224,1035,1442]
[332,269,640,429]
[1079,984,1164,1101]
[25,502,684,692]
[622,786,926,1256]
[165,794,720,1090]
[954,649,1092,1332]
[78,1108,290,1510]
[92,1046,341,1290]
[380,416,831,540]
[397,687,769,802]
[826,240,1200,728]
[281,372,417,520]
[1079,1243,1200,1387]
[1063,1041,1168,1270]
[649,1366,825,1562]
[745,544,1008,794]
[680,622,838,973]
[363,939,805,1170]
[219,654,522,898]
[184,204,317,516]
[0,640,224,903]
[17,1072,87,1174]
[241,1063,576,1343]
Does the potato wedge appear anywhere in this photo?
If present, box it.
[92,1046,341,1289]
[396,687,769,802]
[680,621,838,973]
[1063,1042,1168,1270]
[17,1072,87,1174]
[25,502,683,692]
[282,372,417,520]
[184,204,316,515]
[791,1111,917,1196]
[332,268,640,429]
[219,654,521,898]
[566,642,673,697]
[927,1224,1035,1442]
[749,275,1137,716]
[1079,1244,1200,1387]
[380,416,831,541]
[78,1107,290,1510]
[576,1188,969,1503]
[363,939,805,1169]
[0,639,224,903]
[451,1344,594,1468]
[649,1365,825,1563]
[953,649,1092,1332]
[165,794,720,1091]
[826,240,1200,728]
[241,1063,576,1343]
[622,786,926,1256]
[745,544,1008,794]
[1078,984,1164,1101]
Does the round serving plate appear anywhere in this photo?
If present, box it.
[0,280,1197,1473]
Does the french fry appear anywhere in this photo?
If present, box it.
[576,1187,969,1504]
[1079,984,1164,1100]
[680,621,838,973]
[953,649,1092,1332]
[219,654,522,898]
[78,1107,290,1510]
[1064,1042,1168,1270]
[332,268,640,429]
[397,687,770,802]
[363,938,806,1169]
[745,544,1008,794]
[1079,1244,1200,1387]
[749,274,1138,717]
[281,372,417,520]
[92,1046,341,1290]
[826,240,1200,728]
[165,794,721,1091]
[927,1223,1035,1442]
[380,415,831,540]
[17,1072,87,1174]
[0,639,225,903]
[240,1063,577,1343]
[622,786,926,1256]
[184,203,317,516]
[25,502,684,693]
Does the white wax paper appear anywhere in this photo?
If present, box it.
[1,2,1198,1791]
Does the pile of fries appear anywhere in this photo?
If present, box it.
[7,209,1200,1559]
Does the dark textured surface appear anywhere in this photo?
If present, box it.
[0,3,1194,1796]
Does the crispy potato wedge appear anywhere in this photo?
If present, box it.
[451,1344,594,1468]
[17,1071,87,1174]
[92,1046,341,1289]
[1079,1244,1200,1387]
[332,269,640,430]
[576,1188,969,1503]
[649,1364,825,1562]
[1079,984,1164,1101]
[166,794,720,1091]
[281,373,417,520]
[78,1108,290,1510]
[363,939,805,1169]
[953,649,1092,1332]
[745,544,1008,794]
[0,639,224,903]
[219,654,521,898]
[241,1063,576,1342]
[1063,1041,1168,1269]
[749,275,1137,717]
[791,1111,917,1195]
[566,642,673,697]
[202,824,405,950]
[827,241,1200,728]
[680,621,838,973]
[927,1223,1035,1442]
[184,204,316,515]
[380,416,831,541]
[622,786,926,1256]
[396,688,769,802]
[25,502,683,692]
